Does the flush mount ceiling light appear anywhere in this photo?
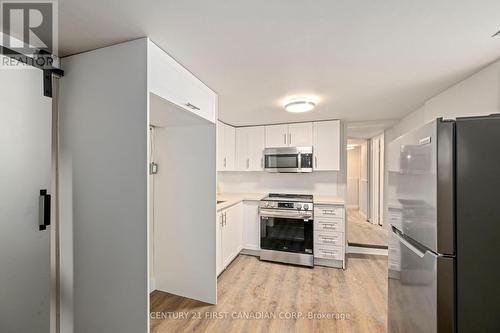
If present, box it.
[283,97,317,113]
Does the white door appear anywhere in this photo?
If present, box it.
[313,120,340,170]
[371,136,381,225]
[0,62,52,332]
[246,127,265,170]
[265,124,288,148]
[288,122,313,147]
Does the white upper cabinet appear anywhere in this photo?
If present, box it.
[236,126,265,171]
[313,120,341,171]
[265,123,313,148]
[217,121,236,171]
[228,120,341,172]
[265,124,288,148]
[288,122,313,147]
[148,41,216,123]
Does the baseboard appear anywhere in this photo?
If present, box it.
[240,248,260,257]
[347,245,388,256]
[314,258,344,269]
[348,242,388,249]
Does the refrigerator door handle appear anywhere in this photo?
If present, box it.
[391,226,426,258]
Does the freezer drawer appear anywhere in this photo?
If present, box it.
[388,228,454,333]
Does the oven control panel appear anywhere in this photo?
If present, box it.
[260,200,313,211]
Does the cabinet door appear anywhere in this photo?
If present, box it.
[235,128,249,171]
[288,122,313,147]
[246,127,265,171]
[149,42,216,123]
[265,124,288,148]
[224,124,236,171]
[216,212,223,276]
[313,120,340,171]
[222,204,243,268]
[243,201,260,250]
[217,121,225,171]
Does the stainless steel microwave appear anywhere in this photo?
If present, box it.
[263,147,313,173]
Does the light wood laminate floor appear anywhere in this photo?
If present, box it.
[347,209,388,247]
[150,254,387,333]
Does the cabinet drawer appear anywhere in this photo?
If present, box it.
[314,232,344,247]
[315,219,344,233]
[315,246,344,260]
[314,205,344,219]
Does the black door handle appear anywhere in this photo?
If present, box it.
[39,189,51,231]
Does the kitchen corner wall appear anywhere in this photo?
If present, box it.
[217,171,340,195]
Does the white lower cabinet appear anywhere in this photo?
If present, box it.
[217,203,243,276]
[242,201,260,251]
[314,204,346,268]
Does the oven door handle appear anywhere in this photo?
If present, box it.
[260,209,313,220]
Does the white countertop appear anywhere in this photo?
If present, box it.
[313,195,345,205]
[216,193,267,211]
[216,193,345,211]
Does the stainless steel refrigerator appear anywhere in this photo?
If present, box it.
[387,116,500,332]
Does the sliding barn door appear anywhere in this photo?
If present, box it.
[0,58,53,332]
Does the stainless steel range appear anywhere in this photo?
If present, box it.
[259,193,314,267]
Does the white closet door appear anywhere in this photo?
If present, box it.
[371,136,380,225]
[0,62,52,333]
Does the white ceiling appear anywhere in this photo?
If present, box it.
[59,0,500,126]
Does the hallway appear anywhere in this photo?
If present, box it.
[347,209,387,247]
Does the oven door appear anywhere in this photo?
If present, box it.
[260,210,313,254]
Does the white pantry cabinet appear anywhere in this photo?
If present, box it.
[265,123,313,148]
[217,121,236,171]
[242,201,260,251]
[236,126,265,171]
[313,120,340,171]
[217,203,243,276]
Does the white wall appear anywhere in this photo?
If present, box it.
[217,171,340,195]
[59,39,148,333]
[386,58,500,140]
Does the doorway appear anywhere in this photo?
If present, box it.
[148,92,217,326]
[346,135,387,249]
